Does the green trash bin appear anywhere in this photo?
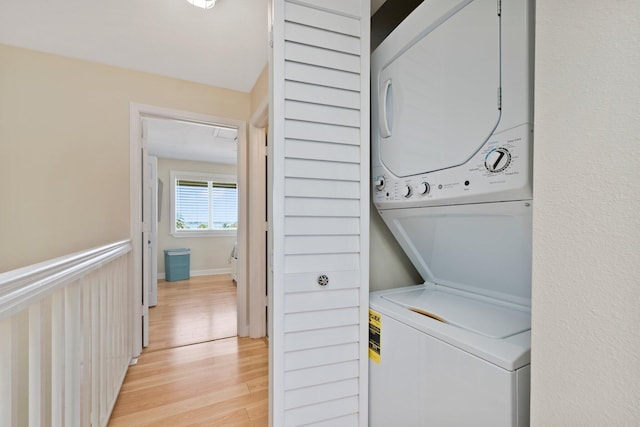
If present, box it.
[164,248,190,282]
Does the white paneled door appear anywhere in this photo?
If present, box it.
[147,154,159,308]
[141,126,150,349]
[269,0,370,425]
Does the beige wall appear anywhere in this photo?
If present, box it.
[156,158,237,275]
[250,65,268,118]
[531,1,640,424]
[0,44,250,272]
[369,206,422,291]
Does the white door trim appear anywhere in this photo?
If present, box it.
[129,102,249,355]
[249,97,268,338]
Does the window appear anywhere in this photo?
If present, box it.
[170,171,237,236]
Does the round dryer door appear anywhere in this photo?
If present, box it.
[377,0,501,178]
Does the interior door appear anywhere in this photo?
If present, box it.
[141,119,151,347]
[148,155,159,308]
[264,131,269,337]
[249,124,268,338]
[269,0,370,424]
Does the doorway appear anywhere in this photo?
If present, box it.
[129,103,249,356]
[145,116,240,351]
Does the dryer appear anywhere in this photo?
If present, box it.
[369,0,535,425]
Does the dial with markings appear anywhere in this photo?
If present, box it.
[484,148,512,173]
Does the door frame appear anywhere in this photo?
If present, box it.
[129,102,248,356]
[248,96,268,338]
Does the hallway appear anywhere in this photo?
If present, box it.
[108,275,269,426]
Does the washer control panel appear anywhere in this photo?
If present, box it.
[373,125,531,208]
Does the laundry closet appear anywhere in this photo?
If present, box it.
[369,0,535,425]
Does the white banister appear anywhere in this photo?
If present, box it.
[0,240,133,427]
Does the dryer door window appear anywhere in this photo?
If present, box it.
[378,0,500,178]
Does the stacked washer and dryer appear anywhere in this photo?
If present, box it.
[369,0,534,425]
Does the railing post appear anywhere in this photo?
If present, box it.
[29,303,44,427]
[0,317,16,426]
[64,283,82,426]
[50,291,65,427]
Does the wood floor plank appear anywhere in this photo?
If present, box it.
[108,275,268,427]
[146,275,238,352]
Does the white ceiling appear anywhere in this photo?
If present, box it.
[0,0,384,162]
[0,0,269,92]
[145,117,238,164]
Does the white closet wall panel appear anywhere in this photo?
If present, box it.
[285,82,361,109]
[285,360,359,389]
[307,414,360,427]
[285,308,360,332]
[284,289,360,312]
[285,62,360,91]
[284,217,360,236]
[284,198,360,217]
[284,158,360,180]
[285,396,359,426]
[289,0,363,17]
[285,43,361,72]
[285,100,360,127]
[285,23,361,55]
[284,3,360,35]
[270,0,369,424]
[285,178,361,199]
[285,217,360,236]
[285,378,360,409]
[285,120,360,144]
[285,139,360,163]
[285,343,360,369]
[284,326,360,353]
[285,235,360,254]
[284,253,360,274]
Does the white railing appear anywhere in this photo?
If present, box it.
[0,240,133,427]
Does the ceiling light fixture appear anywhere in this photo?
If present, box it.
[186,0,216,9]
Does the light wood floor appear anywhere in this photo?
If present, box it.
[109,275,268,426]
[146,275,238,352]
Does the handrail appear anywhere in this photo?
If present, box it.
[0,239,133,426]
[0,240,131,322]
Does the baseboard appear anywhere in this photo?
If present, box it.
[158,267,232,280]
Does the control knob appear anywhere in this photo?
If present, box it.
[484,148,512,173]
[374,176,386,191]
[401,185,412,198]
[417,182,430,195]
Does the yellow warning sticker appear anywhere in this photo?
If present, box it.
[369,309,381,364]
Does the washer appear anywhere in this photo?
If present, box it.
[369,0,535,425]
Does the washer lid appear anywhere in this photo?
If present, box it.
[379,201,532,307]
[376,0,500,177]
[370,285,531,371]
[382,286,530,339]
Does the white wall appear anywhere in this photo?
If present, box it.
[156,157,237,276]
[531,1,640,424]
